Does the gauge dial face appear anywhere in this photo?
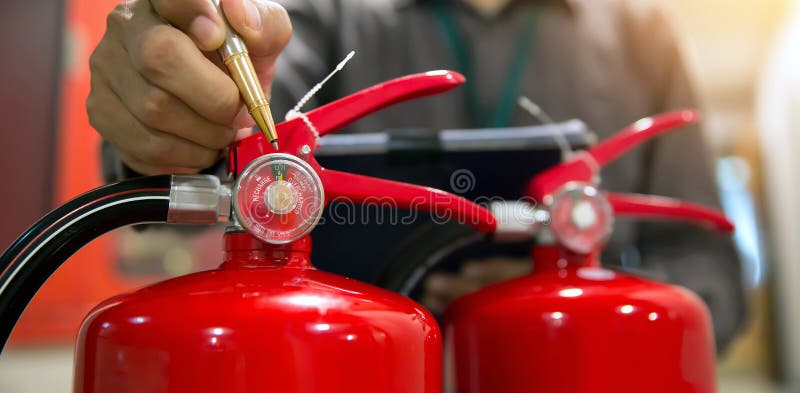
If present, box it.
[549,183,613,254]
[233,154,324,244]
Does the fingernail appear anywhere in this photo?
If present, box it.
[235,128,254,141]
[190,15,220,48]
[244,0,262,31]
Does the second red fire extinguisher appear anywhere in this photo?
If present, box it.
[380,111,735,393]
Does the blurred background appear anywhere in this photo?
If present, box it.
[0,0,798,391]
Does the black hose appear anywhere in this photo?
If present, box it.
[376,222,532,306]
[0,175,172,351]
[376,222,486,296]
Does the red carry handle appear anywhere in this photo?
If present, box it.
[606,192,734,233]
[228,71,497,234]
[321,170,497,233]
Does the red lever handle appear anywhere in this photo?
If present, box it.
[526,110,700,200]
[320,170,497,233]
[606,192,734,233]
[229,71,465,175]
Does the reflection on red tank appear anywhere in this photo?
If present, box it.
[444,246,716,393]
[75,234,441,393]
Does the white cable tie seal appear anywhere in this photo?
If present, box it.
[518,96,573,162]
[286,51,356,146]
[572,150,601,183]
[298,111,321,146]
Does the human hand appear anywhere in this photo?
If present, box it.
[88,0,291,175]
[422,257,531,314]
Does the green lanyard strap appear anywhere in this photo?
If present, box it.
[433,1,538,128]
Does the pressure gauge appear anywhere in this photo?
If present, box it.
[233,154,325,244]
[549,183,614,254]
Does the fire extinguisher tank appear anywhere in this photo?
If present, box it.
[443,247,716,393]
[75,233,441,393]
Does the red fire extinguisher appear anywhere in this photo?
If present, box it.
[0,71,498,392]
[374,110,734,393]
[440,111,733,393]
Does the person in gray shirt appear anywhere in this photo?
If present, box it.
[91,0,745,351]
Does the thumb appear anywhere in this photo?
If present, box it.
[150,0,228,51]
[222,0,292,60]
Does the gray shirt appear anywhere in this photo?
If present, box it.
[268,0,745,349]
